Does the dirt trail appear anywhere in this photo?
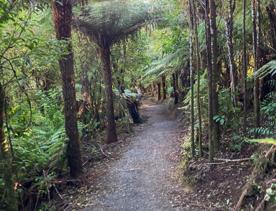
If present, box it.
[70,99,191,211]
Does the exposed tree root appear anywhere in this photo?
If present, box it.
[234,145,276,211]
[206,158,252,165]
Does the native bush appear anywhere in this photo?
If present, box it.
[0,89,70,208]
[218,88,241,130]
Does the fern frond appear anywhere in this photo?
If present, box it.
[143,47,187,77]
[254,60,276,79]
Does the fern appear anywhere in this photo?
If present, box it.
[143,47,187,78]
[254,60,276,79]
[249,127,275,137]
[1,89,71,205]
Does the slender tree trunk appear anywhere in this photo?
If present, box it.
[52,0,82,177]
[266,2,276,52]
[243,0,248,133]
[122,40,127,86]
[0,84,18,211]
[79,64,91,124]
[80,66,91,106]
[157,82,161,101]
[209,0,220,151]
[175,71,179,91]
[94,79,102,123]
[189,0,195,157]
[225,0,237,105]
[205,0,214,161]
[162,75,166,100]
[77,34,92,120]
[192,0,203,156]
[172,73,178,104]
[252,0,261,128]
[99,45,118,144]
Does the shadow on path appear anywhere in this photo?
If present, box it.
[72,99,191,211]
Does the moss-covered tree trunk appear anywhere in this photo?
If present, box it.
[52,0,82,177]
[0,83,18,211]
[100,45,118,144]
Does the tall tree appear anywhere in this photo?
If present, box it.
[266,2,276,52]
[242,0,248,133]
[99,43,118,143]
[225,0,237,105]
[189,0,195,157]
[52,0,82,177]
[209,0,220,151]
[192,0,203,156]
[205,0,214,161]
[251,0,261,128]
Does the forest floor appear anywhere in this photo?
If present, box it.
[56,98,255,211]
[59,99,193,210]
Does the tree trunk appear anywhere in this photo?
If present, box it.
[80,67,91,104]
[192,0,203,156]
[242,0,248,133]
[52,0,82,178]
[252,0,261,129]
[151,83,155,96]
[225,0,237,105]
[266,2,276,52]
[175,71,179,91]
[172,73,178,104]
[99,45,118,144]
[0,84,18,211]
[77,33,92,122]
[209,0,220,151]
[205,0,214,161]
[189,0,195,157]
[157,82,161,101]
[162,75,166,100]
[79,63,91,124]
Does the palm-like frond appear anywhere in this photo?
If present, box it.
[143,47,187,78]
[254,60,276,79]
[74,0,165,46]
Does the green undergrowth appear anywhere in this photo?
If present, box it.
[0,89,82,209]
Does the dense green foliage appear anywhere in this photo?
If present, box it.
[0,0,275,210]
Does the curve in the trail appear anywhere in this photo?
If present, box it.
[82,100,187,211]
